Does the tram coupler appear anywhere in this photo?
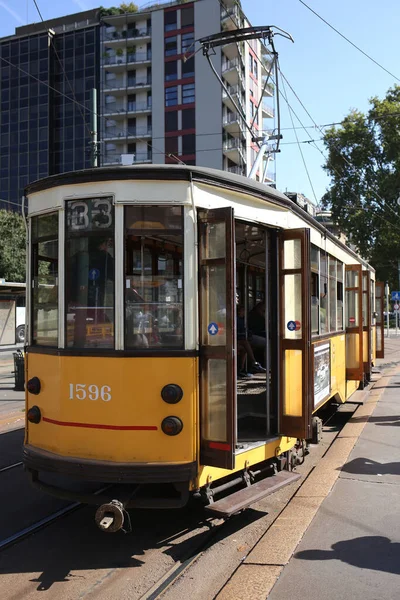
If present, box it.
[95,499,132,534]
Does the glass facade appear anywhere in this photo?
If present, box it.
[0,25,99,212]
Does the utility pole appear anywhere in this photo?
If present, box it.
[385,282,390,338]
[90,88,98,168]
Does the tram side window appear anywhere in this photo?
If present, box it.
[125,206,184,349]
[311,245,319,335]
[65,198,114,349]
[31,213,58,346]
[337,262,344,330]
[329,256,337,332]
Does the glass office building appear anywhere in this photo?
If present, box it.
[0,10,100,212]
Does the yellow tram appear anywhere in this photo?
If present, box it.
[22,165,384,531]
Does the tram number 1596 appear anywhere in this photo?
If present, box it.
[68,384,112,402]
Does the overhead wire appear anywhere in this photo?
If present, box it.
[278,59,318,205]
[31,0,92,138]
[0,56,184,166]
[279,67,400,220]
[298,0,400,83]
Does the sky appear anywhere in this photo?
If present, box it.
[0,0,399,202]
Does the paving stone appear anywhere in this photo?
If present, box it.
[216,565,282,600]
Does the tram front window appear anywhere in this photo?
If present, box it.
[125,206,183,349]
[65,198,115,348]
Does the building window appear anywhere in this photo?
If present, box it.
[165,86,178,106]
[165,36,177,56]
[182,133,195,155]
[254,61,258,78]
[182,108,195,129]
[165,136,178,154]
[181,6,194,27]
[164,10,177,32]
[125,206,184,349]
[182,83,195,104]
[31,212,58,347]
[165,60,177,81]
[182,56,194,78]
[181,32,194,53]
[165,111,178,132]
[65,197,115,349]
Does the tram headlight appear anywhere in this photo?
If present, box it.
[27,405,41,424]
[161,384,183,404]
[27,377,41,395]
[161,416,183,436]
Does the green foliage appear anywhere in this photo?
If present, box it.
[119,2,138,13]
[0,210,26,282]
[322,85,400,288]
[99,3,138,17]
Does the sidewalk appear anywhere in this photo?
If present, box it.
[0,348,25,433]
[217,337,400,600]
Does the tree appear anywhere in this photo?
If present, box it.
[322,85,400,288]
[0,210,26,282]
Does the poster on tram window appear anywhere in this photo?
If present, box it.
[314,342,331,407]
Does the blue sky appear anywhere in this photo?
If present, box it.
[0,0,399,202]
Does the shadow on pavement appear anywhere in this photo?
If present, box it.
[339,457,400,476]
[0,503,266,591]
[346,414,400,426]
[295,536,400,575]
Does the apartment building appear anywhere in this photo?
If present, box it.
[0,1,275,211]
[101,0,274,179]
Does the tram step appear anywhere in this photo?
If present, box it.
[204,470,301,518]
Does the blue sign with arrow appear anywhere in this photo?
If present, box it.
[89,268,100,281]
[208,322,219,336]
[391,291,400,301]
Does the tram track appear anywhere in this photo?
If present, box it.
[139,403,359,600]
[0,461,23,473]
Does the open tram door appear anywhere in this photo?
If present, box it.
[375,281,385,359]
[198,207,236,469]
[278,229,313,440]
[345,265,364,382]
[362,270,372,381]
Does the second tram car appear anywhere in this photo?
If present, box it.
[22,166,384,531]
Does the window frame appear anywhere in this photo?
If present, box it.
[123,205,185,352]
[30,211,59,347]
[64,197,116,350]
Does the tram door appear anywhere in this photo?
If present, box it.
[279,229,313,440]
[198,208,236,469]
[362,270,372,380]
[345,265,364,381]
[375,281,385,359]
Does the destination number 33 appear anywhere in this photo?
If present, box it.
[68,383,112,402]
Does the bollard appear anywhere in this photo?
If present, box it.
[13,350,25,391]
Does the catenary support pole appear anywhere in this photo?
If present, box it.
[385,282,390,337]
[91,88,98,168]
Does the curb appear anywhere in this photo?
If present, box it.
[216,366,399,600]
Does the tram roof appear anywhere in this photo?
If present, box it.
[25,165,374,272]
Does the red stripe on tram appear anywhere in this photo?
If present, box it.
[209,441,231,451]
[42,417,157,431]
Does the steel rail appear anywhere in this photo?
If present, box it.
[0,486,111,552]
[0,461,23,473]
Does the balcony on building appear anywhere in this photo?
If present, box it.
[226,165,245,176]
[223,137,246,165]
[103,100,126,117]
[221,5,244,30]
[223,111,246,138]
[222,83,245,113]
[102,51,152,69]
[262,81,274,98]
[103,151,152,166]
[103,27,151,46]
[127,100,152,114]
[222,38,245,63]
[103,127,152,141]
[222,58,243,86]
[261,101,274,119]
[127,76,152,91]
